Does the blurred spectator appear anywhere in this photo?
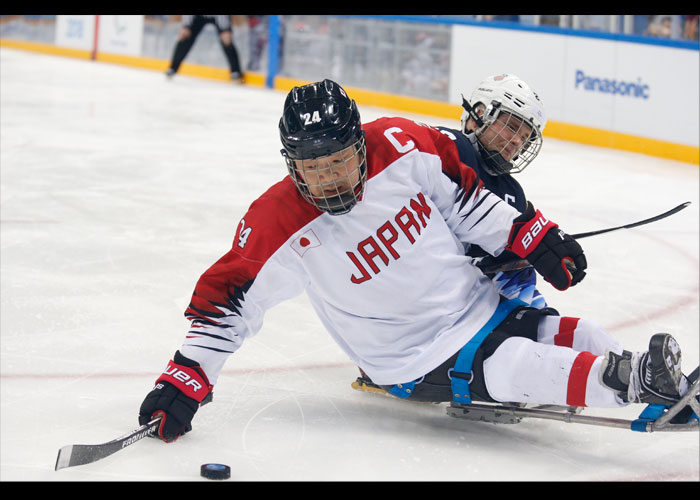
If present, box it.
[645,16,673,37]
[482,15,520,23]
[246,15,285,73]
[165,15,243,82]
[539,15,561,26]
[247,15,267,71]
[683,15,698,40]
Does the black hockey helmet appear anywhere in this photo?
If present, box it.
[279,79,367,215]
[279,79,364,159]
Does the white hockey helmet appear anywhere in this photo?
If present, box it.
[461,74,547,176]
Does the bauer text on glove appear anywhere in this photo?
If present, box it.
[505,203,587,291]
[138,351,213,443]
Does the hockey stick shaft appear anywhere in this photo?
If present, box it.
[569,201,690,239]
[480,202,691,275]
[55,416,162,471]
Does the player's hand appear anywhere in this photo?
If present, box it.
[505,202,587,291]
[138,352,212,442]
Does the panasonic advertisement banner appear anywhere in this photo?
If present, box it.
[449,25,699,148]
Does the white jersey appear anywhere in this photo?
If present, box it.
[180,117,522,386]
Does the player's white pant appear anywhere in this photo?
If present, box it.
[483,316,627,407]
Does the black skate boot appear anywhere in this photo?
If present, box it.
[642,333,683,398]
[601,333,684,405]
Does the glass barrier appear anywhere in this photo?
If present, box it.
[278,15,451,100]
[2,14,697,102]
[431,14,697,40]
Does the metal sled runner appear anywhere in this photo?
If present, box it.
[447,376,700,433]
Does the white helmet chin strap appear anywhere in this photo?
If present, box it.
[460,94,484,134]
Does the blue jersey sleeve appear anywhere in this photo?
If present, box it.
[436,127,527,212]
[436,127,549,309]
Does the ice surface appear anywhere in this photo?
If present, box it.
[1,48,698,482]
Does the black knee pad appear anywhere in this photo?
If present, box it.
[468,306,559,402]
[378,307,560,404]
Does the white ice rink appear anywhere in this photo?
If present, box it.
[1,47,699,482]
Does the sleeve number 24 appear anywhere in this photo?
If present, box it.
[237,219,253,248]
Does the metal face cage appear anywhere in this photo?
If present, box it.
[475,102,543,176]
[283,136,367,215]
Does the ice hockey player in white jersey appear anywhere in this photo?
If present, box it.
[139,79,691,442]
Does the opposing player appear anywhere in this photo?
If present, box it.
[139,79,691,442]
[439,74,549,309]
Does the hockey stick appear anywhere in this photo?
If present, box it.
[55,392,213,471]
[55,416,161,471]
[479,202,691,275]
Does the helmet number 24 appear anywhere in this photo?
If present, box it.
[301,111,322,125]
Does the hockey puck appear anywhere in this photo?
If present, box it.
[201,463,231,480]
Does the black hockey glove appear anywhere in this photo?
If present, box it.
[138,351,213,443]
[505,202,587,291]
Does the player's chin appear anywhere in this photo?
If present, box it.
[501,148,518,161]
[316,187,350,198]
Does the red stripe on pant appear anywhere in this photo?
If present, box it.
[566,351,598,407]
[555,317,579,348]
